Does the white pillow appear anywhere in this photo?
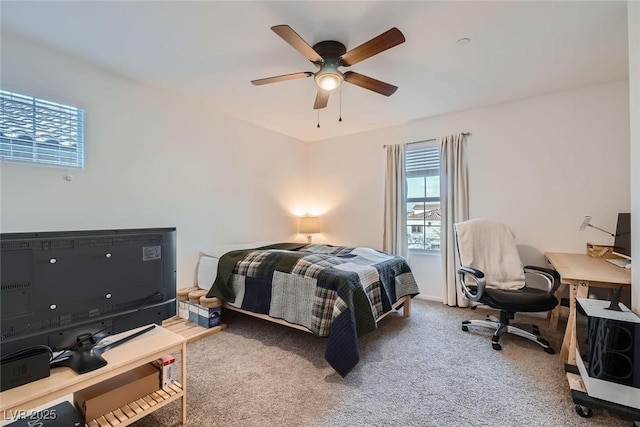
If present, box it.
[197,241,281,289]
[196,255,220,290]
[201,241,280,258]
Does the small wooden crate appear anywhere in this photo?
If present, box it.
[586,242,621,259]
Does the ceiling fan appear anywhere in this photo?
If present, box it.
[251,25,405,110]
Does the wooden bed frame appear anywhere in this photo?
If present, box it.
[222,295,411,333]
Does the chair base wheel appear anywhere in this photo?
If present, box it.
[575,405,593,418]
[460,314,554,354]
[536,338,555,354]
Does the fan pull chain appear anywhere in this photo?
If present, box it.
[339,88,342,122]
[317,110,320,128]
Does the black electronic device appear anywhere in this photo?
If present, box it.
[0,347,50,391]
[4,401,84,427]
[587,315,640,388]
[576,297,640,410]
[0,227,177,376]
[612,212,631,261]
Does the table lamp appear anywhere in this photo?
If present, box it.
[299,216,321,243]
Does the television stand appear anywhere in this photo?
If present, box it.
[0,325,187,425]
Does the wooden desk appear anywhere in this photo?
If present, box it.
[0,325,187,426]
[544,252,631,365]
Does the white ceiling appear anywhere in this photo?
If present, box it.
[0,1,629,142]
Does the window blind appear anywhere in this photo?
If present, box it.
[406,146,439,177]
[0,89,85,168]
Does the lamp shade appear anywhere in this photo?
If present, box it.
[314,62,343,91]
[578,215,592,231]
[299,216,321,234]
[315,70,343,91]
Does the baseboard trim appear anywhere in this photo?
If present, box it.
[414,294,442,303]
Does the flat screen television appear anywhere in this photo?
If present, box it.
[1,227,177,375]
[612,213,631,261]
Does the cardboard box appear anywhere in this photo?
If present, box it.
[197,305,222,328]
[188,302,199,323]
[180,300,222,328]
[178,300,190,320]
[152,354,176,388]
[74,363,159,422]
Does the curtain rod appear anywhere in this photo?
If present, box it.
[407,132,471,144]
[384,133,471,148]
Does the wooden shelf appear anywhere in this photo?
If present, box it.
[86,382,183,427]
[0,325,188,425]
[162,317,227,343]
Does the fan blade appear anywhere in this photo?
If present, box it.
[271,25,324,64]
[313,89,330,109]
[343,71,398,96]
[251,72,313,86]
[340,27,405,67]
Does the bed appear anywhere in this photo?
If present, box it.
[199,242,419,376]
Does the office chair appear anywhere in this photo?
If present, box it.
[455,218,560,353]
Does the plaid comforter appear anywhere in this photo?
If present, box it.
[206,243,419,376]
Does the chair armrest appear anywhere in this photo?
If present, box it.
[457,266,486,302]
[523,266,561,293]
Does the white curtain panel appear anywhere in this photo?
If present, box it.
[383,144,407,258]
[440,134,469,307]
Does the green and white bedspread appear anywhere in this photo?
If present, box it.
[206,243,419,376]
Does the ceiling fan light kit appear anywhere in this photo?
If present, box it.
[314,61,343,91]
[251,25,405,112]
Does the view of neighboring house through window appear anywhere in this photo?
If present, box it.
[406,141,440,251]
[0,89,85,168]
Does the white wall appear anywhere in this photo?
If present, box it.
[0,31,308,287]
[1,30,633,306]
[307,81,630,301]
[629,0,640,314]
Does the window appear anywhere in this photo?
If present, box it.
[0,89,84,168]
[406,142,440,251]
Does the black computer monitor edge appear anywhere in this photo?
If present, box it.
[612,212,631,262]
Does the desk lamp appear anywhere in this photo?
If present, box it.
[578,215,615,237]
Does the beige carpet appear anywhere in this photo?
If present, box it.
[133,299,631,427]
